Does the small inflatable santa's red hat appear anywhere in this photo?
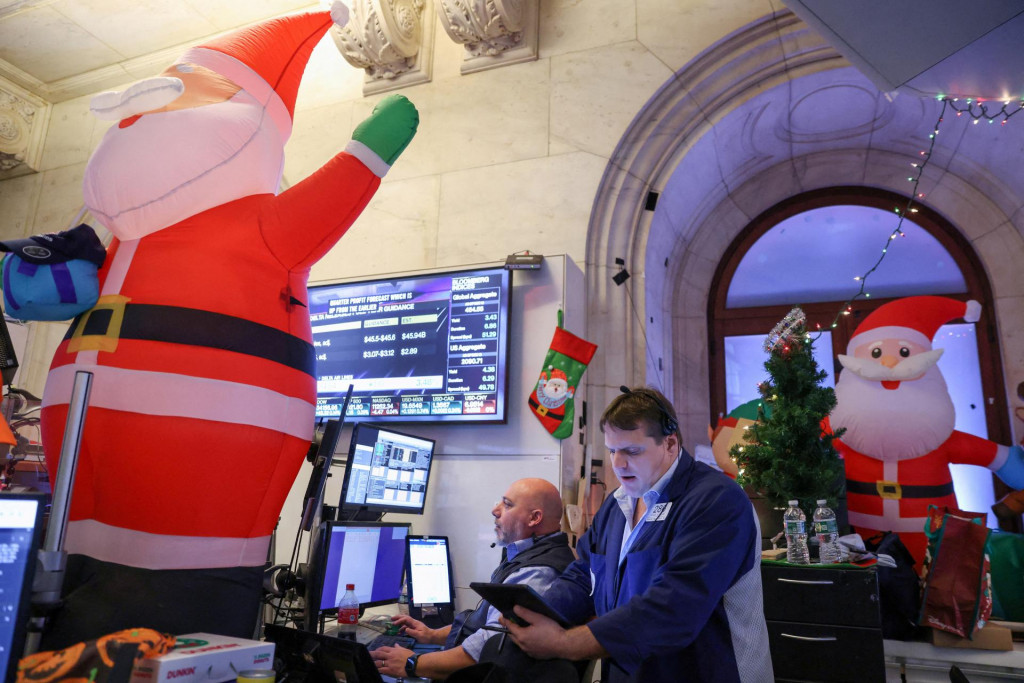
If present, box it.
[177,1,350,142]
[846,295,981,354]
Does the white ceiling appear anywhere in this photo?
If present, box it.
[0,0,319,103]
[3,1,1024,106]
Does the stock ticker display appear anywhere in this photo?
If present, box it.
[308,267,511,423]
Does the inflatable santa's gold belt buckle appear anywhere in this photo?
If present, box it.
[67,294,130,353]
[876,480,902,500]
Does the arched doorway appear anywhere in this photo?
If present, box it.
[583,11,1024,502]
[707,186,1011,528]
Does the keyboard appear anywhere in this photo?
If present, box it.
[366,634,417,651]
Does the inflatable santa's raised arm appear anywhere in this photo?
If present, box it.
[829,296,1024,567]
[38,1,418,647]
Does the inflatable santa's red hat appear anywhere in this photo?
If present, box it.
[846,295,981,354]
[177,1,350,142]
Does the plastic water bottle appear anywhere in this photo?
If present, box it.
[337,584,359,637]
[813,499,841,564]
[398,580,410,616]
[783,500,809,564]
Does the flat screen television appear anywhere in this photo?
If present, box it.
[307,265,512,423]
[338,423,436,517]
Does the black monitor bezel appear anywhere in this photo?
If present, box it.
[309,520,412,620]
[405,534,456,609]
[338,422,437,516]
[307,264,513,425]
[264,623,382,683]
[0,492,47,682]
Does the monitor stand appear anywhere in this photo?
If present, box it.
[338,507,383,523]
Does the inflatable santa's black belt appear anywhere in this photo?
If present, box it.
[845,479,954,500]
[64,302,315,375]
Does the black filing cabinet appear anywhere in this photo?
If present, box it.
[761,563,885,682]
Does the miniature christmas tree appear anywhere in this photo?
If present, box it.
[733,307,845,513]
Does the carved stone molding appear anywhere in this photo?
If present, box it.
[0,77,48,180]
[436,0,538,74]
[333,0,434,96]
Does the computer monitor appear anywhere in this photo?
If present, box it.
[406,535,456,627]
[0,492,46,682]
[338,423,436,517]
[264,623,383,683]
[309,521,410,623]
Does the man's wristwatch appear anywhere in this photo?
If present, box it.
[405,653,420,677]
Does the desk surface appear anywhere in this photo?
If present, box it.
[322,606,432,683]
[885,638,1024,681]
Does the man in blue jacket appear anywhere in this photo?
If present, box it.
[504,386,773,682]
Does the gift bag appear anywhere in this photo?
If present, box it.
[919,505,992,638]
[988,530,1024,622]
[0,224,106,321]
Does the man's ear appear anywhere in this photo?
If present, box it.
[665,432,680,452]
[528,509,543,527]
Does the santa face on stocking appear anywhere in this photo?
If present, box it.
[828,296,1024,568]
[537,367,574,409]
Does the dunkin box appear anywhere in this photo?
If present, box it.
[130,633,275,683]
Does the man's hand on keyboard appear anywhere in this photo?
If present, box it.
[391,614,447,645]
[370,644,414,678]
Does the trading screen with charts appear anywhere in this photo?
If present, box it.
[342,425,435,512]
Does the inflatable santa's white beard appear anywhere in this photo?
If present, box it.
[831,363,956,462]
[83,91,284,241]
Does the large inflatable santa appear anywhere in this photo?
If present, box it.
[38,2,418,646]
[829,295,1024,567]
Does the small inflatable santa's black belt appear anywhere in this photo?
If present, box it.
[846,479,954,500]
[63,301,315,375]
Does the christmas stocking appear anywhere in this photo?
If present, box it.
[529,312,597,439]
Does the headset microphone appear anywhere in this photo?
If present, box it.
[490,542,497,548]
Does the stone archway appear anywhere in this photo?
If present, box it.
[584,10,1024,455]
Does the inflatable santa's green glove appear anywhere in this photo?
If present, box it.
[348,94,419,175]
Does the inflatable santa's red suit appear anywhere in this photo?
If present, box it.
[38,2,418,646]
[828,296,1024,567]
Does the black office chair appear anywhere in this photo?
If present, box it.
[446,662,511,683]
[477,635,582,683]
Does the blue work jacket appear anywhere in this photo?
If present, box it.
[548,453,773,682]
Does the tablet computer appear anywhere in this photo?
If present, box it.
[469,582,572,628]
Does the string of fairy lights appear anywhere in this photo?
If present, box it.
[819,94,1024,334]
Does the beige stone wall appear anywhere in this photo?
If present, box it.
[0,0,773,398]
[3,0,1023,455]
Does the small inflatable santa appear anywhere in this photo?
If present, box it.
[829,296,1024,566]
[39,2,418,646]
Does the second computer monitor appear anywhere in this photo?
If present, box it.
[406,534,455,627]
[339,423,436,516]
[316,521,410,613]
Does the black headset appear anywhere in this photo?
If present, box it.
[619,386,679,436]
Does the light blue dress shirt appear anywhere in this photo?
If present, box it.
[460,533,565,660]
[614,455,679,565]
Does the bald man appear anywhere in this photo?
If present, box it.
[372,478,576,681]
